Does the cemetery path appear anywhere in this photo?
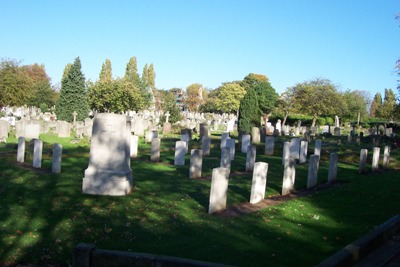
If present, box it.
[215,182,344,217]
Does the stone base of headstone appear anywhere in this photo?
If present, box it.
[82,170,133,196]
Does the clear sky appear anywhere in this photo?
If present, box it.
[1,0,399,98]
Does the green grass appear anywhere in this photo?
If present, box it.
[0,133,399,266]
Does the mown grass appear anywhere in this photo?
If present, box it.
[0,132,399,266]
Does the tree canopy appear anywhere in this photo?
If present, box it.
[238,87,260,133]
[185,83,203,112]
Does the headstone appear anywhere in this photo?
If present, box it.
[290,138,300,160]
[275,120,282,135]
[249,162,268,204]
[130,135,138,158]
[201,136,211,156]
[334,127,340,136]
[15,120,26,138]
[245,145,256,172]
[226,139,236,161]
[17,137,25,163]
[52,143,62,173]
[282,158,296,195]
[383,146,390,170]
[299,141,308,164]
[131,117,145,136]
[314,140,322,157]
[251,127,260,144]
[220,148,231,169]
[307,155,320,188]
[220,132,230,149]
[25,124,40,139]
[57,121,71,138]
[82,113,133,196]
[328,153,338,183]
[189,149,203,178]
[181,133,190,152]
[241,134,251,153]
[264,136,274,156]
[174,141,186,166]
[162,122,171,135]
[0,120,9,141]
[359,149,368,174]
[226,119,235,132]
[208,167,230,214]
[372,147,380,172]
[385,128,393,137]
[199,123,209,139]
[150,138,161,162]
[282,141,291,165]
[33,139,43,168]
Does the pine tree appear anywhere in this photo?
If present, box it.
[370,93,382,118]
[124,57,141,88]
[238,87,260,134]
[99,59,112,82]
[55,57,89,122]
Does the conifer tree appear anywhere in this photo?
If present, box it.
[55,57,89,122]
[370,92,382,118]
[124,57,141,88]
[99,59,112,82]
[238,87,260,134]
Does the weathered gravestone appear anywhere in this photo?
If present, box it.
[25,124,40,139]
[33,139,43,168]
[208,167,230,214]
[52,143,62,173]
[0,120,9,141]
[220,132,230,149]
[372,147,380,172]
[220,148,231,169]
[282,158,296,195]
[201,136,211,156]
[249,162,268,204]
[246,145,256,171]
[251,127,260,144]
[189,149,203,178]
[359,149,368,174]
[314,140,322,157]
[226,139,236,161]
[383,146,390,170]
[307,155,320,188]
[299,141,308,164]
[57,121,71,138]
[174,141,186,166]
[181,133,190,152]
[82,113,133,196]
[17,137,25,163]
[241,134,251,153]
[150,138,161,162]
[264,136,274,156]
[130,135,138,158]
[328,153,338,183]
[290,138,300,160]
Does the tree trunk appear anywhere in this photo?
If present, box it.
[282,112,288,126]
[311,114,317,128]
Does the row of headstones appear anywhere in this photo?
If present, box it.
[359,146,391,174]
[16,137,62,174]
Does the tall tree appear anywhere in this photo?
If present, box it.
[213,82,246,114]
[276,89,296,126]
[341,90,370,124]
[238,87,260,133]
[369,92,383,118]
[240,73,269,91]
[0,59,33,108]
[55,57,89,122]
[185,83,203,112]
[380,88,396,121]
[124,57,141,88]
[253,81,278,118]
[160,90,182,123]
[99,59,112,82]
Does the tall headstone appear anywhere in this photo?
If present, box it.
[334,127,340,136]
[359,149,368,174]
[15,120,27,138]
[251,127,260,144]
[130,135,138,158]
[307,155,320,188]
[241,134,251,153]
[0,120,9,141]
[208,167,230,214]
[174,141,186,166]
[245,145,256,172]
[33,139,43,168]
[220,148,231,169]
[328,153,338,183]
[52,143,62,173]
[199,123,209,139]
[314,140,322,157]
[201,136,211,156]
[290,138,300,160]
[150,138,161,162]
[226,139,236,161]
[299,141,308,164]
[372,147,380,172]
[282,158,296,195]
[220,132,230,149]
[249,162,268,204]
[383,146,390,170]
[82,113,133,196]
[282,141,291,165]
[189,149,203,178]
[181,133,190,152]
[17,137,25,163]
[265,136,274,156]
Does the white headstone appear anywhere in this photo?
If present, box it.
[189,149,203,178]
[130,135,138,158]
[17,137,25,163]
[328,153,338,183]
[264,136,274,156]
[249,162,268,204]
[33,139,43,168]
[299,141,308,164]
[372,147,380,172]
[245,145,256,172]
[150,138,161,162]
[383,146,390,170]
[307,155,320,188]
[241,134,251,153]
[174,141,186,166]
[359,149,368,174]
[208,167,230,214]
[282,158,296,195]
[52,143,62,173]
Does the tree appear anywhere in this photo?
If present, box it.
[212,82,246,114]
[238,87,260,133]
[380,88,396,121]
[240,73,269,91]
[99,59,112,82]
[141,63,155,108]
[55,57,89,122]
[0,59,33,108]
[253,81,278,117]
[370,92,383,118]
[124,57,141,88]
[160,91,182,123]
[185,83,203,111]
[290,78,343,127]
[341,90,370,125]
[276,89,296,125]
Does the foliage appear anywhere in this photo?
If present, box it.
[238,87,260,133]
[341,90,370,122]
[99,59,112,82]
[380,88,396,121]
[124,57,141,89]
[0,59,33,107]
[212,82,246,113]
[253,81,278,115]
[160,90,182,123]
[27,80,57,109]
[55,57,89,122]
[370,92,383,118]
[185,83,203,112]
[240,73,269,91]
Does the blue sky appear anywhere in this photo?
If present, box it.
[1,0,399,98]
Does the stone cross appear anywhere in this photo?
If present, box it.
[165,111,170,123]
[72,111,78,126]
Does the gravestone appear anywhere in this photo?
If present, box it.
[162,122,171,135]
[82,113,133,196]
[0,120,9,141]
[359,149,368,174]
[220,132,230,149]
[208,167,230,214]
[282,141,291,165]
[189,149,203,178]
[130,135,138,158]
[299,141,308,164]
[282,158,296,195]
[57,121,71,138]
[220,148,231,169]
[314,140,322,157]
[33,139,43,168]
[264,136,274,156]
[52,143,62,173]
[334,127,340,136]
[17,137,25,163]
[199,123,209,139]
[290,138,300,160]
[249,162,268,204]
[25,124,40,139]
[383,146,390,170]
[372,147,380,172]
[150,138,161,162]
[15,120,27,138]
[307,155,320,188]
[328,153,338,183]
[245,145,256,172]
[251,127,260,144]
[201,136,211,156]
[241,134,251,153]
[226,139,236,161]
[131,117,145,136]
[181,133,190,152]
[174,141,186,166]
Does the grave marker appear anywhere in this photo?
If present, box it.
[249,162,268,204]
[208,167,230,214]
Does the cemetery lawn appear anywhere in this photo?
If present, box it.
[0,133,399,266]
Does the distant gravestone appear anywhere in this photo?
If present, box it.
[0,120,9,141]
[52,143,62,173]
[15,120,26,138]
[220,148,231,169]
[33,139,43,168]
[383,146,390,170]
[162,122,171,135]
[25,124,40,139]
[57,121,71,138]
[189,149,203,178]
[264,136,274,156]
[314,140,322,157]
[241,134,251,153]
[328,153,338,183]
[249,162,268,204]
[82,113,133,196]
[220,132,230,149]
[181,133,190,152]
[359,149,368,174]
[307,155,320,188]
[17,137,25,163]
[372,147,380,172]
[290,138,300,160]
[334,127,340,136]
[130,135,138,158]
[245,145,256,172]
[282,158,296,195]
[199,123,209,139]
[201,136,211,156]
[150,138,161,162]
[174,141,186,166]
[208,167,230,214]
[251,127,260,144]
[226,139,236,161]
